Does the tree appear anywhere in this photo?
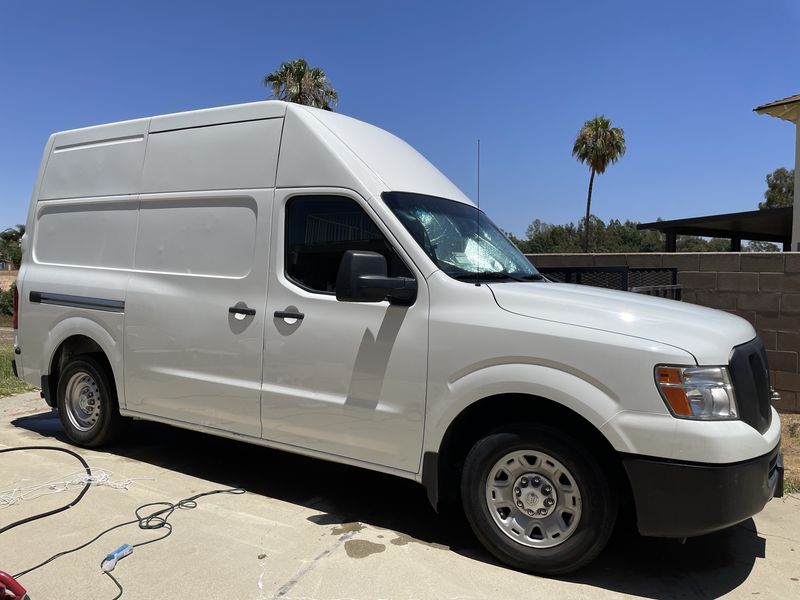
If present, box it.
[571,116,626,252]
[264,58,338,111]
[758,167,794,209]
[675,235,727,252]
[604,218,662,252]
[521,216,662,254]
[744,240,780,252]
[0,224,25,269]
[516,215,771,254]
[525,219,552,240]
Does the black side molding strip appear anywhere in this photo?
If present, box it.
[29,291,124,313]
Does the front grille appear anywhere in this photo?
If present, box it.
[728,337,772,434]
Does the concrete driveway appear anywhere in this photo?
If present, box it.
[1,391,798,600]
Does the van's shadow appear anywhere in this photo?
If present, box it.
[12,411,764,598]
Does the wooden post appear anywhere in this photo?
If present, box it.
[665,231,677,252]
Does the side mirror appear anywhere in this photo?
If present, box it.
[336,250,417,305]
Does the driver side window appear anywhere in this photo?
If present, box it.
[285,195,412,294]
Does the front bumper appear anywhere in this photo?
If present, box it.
[623,442,783,538]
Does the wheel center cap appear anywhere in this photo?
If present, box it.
[513,473,557,518]
[77,388,96,414]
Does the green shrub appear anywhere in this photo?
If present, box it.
[0,283,15,316]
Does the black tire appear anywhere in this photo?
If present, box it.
[461,425,618,575]
[57,355,124,447]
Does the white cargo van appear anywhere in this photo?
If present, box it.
[11,101,783,574]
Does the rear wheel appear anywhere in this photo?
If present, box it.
[461,425,617,575]
[57,355,124,447]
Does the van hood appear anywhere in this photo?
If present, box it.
[487,282,756,365]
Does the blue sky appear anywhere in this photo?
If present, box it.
[1,0,797,237]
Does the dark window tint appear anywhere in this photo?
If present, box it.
[285,196,412,293]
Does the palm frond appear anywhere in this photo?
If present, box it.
[571,115,626,174]
[263,58,338,110]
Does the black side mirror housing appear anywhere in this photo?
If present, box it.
[336,250,417,305]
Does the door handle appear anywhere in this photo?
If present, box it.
[274,310,304,320]
[229,306,256,316]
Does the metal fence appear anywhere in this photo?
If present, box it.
[538,266,681,300]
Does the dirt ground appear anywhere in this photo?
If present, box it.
[781,412,800,491]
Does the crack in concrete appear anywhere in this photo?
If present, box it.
[272,531,357,599]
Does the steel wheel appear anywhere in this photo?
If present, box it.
[64,371,102,432]
[485,449,582,548]
[57,355,125,447]
[462,426,617,574]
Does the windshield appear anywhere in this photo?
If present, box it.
[382,192,541,282]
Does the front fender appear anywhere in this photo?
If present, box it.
[424,361,626,457]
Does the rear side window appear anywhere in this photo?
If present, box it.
[285,195,412,294]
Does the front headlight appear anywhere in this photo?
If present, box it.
[655,366,738,420]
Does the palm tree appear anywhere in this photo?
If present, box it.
[572,116,626,252]
[263,58,338,111]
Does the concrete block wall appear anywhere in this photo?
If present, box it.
[526,253,800,413]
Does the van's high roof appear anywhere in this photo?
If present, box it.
[36,100,472,206]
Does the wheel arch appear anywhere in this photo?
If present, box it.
[423,393,631,512]
[42,318,123,409]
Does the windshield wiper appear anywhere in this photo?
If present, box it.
[452,271,523,282]
[452,271,546,283]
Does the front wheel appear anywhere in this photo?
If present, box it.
[461,425,618,575]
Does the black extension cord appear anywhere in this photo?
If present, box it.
[1,445,245,599]
[14,487,246,599]
[0,445,93,535]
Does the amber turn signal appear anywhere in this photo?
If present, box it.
[656,367,692,416]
